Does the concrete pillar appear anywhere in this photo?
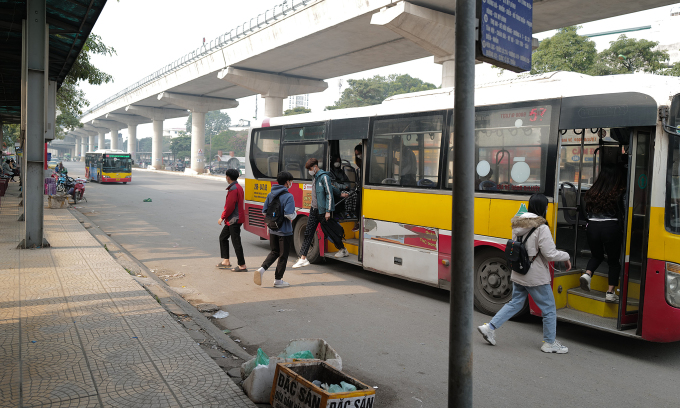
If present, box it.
[441,59,455,88]
[191,111,206,173]
[152,119,163,169]
[23,0,47,248]
[75,137,81,159]
[110,132,118,150]
[217,67,327,118]
[89,135,95,154]
[98,130,105,150]
[264,97,284,118]
[128,124,137,161]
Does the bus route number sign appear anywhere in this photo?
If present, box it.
[477,0,533,73]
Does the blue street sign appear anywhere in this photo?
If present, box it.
[478,0,533,72]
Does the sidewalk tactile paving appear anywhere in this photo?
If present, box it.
[0,184,256,407]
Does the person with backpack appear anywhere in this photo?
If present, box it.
[255,171,297,288]
[478,194,572,354]
[217,169,247,271]
[292,158,349,269]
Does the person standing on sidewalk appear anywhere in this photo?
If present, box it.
[217,169,247,271]
[293,158,349,269]
[255,171,297,288]
[477,194,572,354]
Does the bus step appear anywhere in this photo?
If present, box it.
[324,252,362,267]
[343,238,360,246]
[556,309,639,338]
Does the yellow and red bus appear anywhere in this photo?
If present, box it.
[244,71,680,342]
[85,150,132,183]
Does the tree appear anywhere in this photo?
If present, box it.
[284,106,311,116]
[185,110,231,139]
[56,34,116,138]
[326,74,437,110]
[225,132,248,156]
[2,124,20,148]
[590,35,670,75]
[530,26,597,75]
[170,135,191,161]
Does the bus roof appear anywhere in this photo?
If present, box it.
[253,72,680,128]
[89,149,129,154]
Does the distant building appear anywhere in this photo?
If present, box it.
[163,128,185,138]
[287,94,309,110]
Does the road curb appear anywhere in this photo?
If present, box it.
[132,167,226,182]
[69,207,254,361]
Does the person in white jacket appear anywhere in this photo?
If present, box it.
[478,194,572,354]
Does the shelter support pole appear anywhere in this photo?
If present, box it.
[191,111,206,173]
[152,119,163,169]
[449,0,475,406]
[23,0,48,248]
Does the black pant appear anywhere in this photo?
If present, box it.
[300,208,344,257]
[586,220,623,287]
[219,223,246,266]
[262,234,292,280]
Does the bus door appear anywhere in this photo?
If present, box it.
[619,128,655,331]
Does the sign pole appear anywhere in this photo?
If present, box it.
[449,0,476,406]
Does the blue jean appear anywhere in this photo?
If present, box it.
[489,283,557,343]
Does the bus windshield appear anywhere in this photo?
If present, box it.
[103,156,131,172]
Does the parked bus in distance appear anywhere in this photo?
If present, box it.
[243,71,680,342]
[85,150,132,183]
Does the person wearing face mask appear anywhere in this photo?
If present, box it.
[352,144,363,231]
[329,154,351,218]
[293,158,349,268]
[254,171,297,288]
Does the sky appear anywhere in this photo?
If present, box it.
[79,0,680,142]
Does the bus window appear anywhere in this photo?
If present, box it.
[666,135,680,233]
[281,143,325,180]
[251,129,281,178]
[103,156,131,172]
[456,105,552,193]
[283,124,325,141]
[368,115,443,188]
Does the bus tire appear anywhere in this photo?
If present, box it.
[123,182,127,184]
[293,217,320,264]
[473,247,528,318]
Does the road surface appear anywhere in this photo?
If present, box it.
[66,162,680,408]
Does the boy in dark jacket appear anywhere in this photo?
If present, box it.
[217,169,247,271]
[293,158,349,269]
[255,171,297,288]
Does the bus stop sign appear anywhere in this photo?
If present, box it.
[477,0,533,72]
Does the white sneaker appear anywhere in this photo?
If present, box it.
[292,258,310,268]
[477,323,496,346]
[541,340,568,354]
[254,267,265,286]
[605,292,619,302]
[334,248,349,258]
[580,273,591,291]
[274,280,290,288]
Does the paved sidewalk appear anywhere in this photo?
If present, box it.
[0,184,256,407]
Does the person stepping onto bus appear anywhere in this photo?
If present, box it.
[352,145,363,231]
[293,158,349,268]
[217,169,247,272]
[478,194,572,354]
[255,171,297,288]
[579,164,626,302]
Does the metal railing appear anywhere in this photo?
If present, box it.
[81,0,317,118]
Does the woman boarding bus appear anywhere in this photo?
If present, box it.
[242,71,680,342]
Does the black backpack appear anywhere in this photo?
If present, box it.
[505,227,540,275]
[264,190,287,231]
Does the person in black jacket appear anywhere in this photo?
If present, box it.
[329,154,351,218]
[579,164,627,302]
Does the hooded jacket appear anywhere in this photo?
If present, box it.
[313,169,341,214]
[510,212,569,287]
[261,184,296,236]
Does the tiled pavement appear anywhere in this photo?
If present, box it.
[0,183,256,407]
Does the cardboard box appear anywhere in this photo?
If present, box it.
[271,361,375,408]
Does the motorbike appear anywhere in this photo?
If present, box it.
[69,177,86,203]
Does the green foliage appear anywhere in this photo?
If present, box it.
[2,124,20,147]
[326,74,437,110]
[531,27,678,78]
[284,106,311,116]
[170,135,192,160]
[208,130,247,157]
[530,26,597,75]
[56,34,116,138]
[185,110,231,139]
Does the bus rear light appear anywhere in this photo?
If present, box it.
[666,262,680,308]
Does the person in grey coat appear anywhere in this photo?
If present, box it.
[478,194,572,354]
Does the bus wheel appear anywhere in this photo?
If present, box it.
[293,217,320,264]
[123,182,127,184]
[473,248,528,317]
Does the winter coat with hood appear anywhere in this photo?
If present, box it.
[510,212,570,287]
[313,169,341,214]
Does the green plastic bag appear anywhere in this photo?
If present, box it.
[288,350,314,359]
[256,348,270,366]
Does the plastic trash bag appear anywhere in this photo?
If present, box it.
[256,348,270,366]
[212,310,229,319]
[340,381,357,392]
[322,381,357,393]
[288,350,314,359]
